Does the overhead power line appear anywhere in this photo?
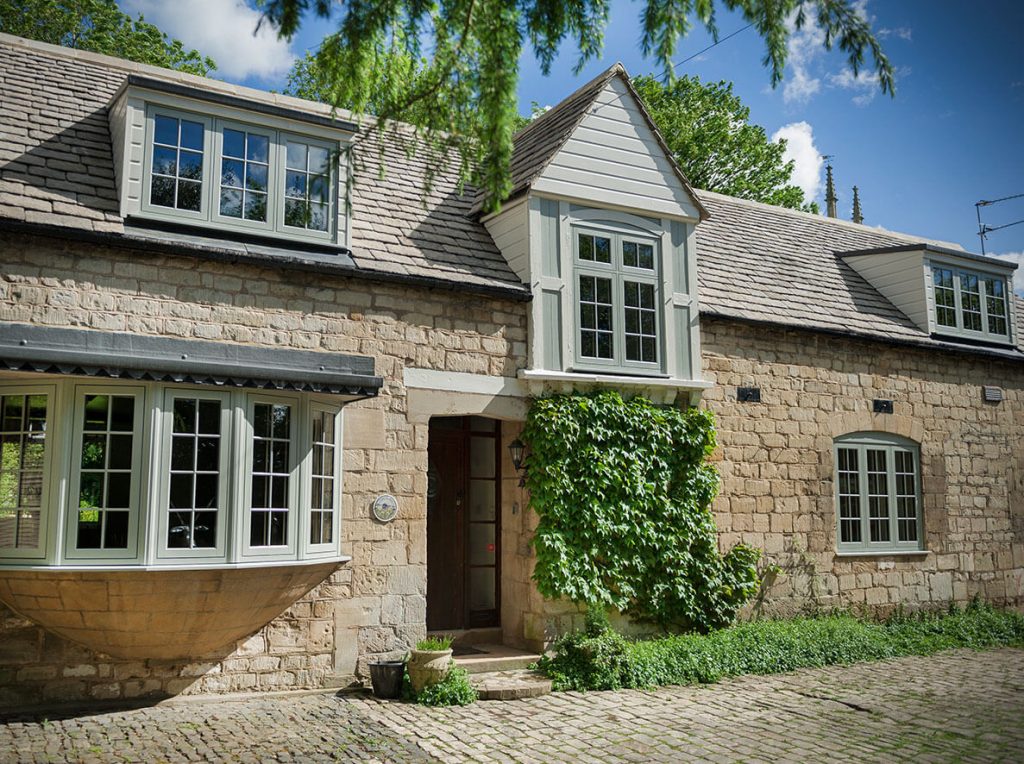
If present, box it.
[659,23,755,81]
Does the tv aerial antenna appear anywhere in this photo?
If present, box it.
[975,192,1024,254]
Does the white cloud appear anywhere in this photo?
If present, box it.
[771,121,823,200]
[877,27,913,41]
[827,69,881,107]
[120,0,295,81]
[989,252,1024,296]
[782,13,825,105]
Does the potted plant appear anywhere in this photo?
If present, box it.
[407,635,454,693]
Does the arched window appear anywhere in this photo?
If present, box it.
[834,432,923,553]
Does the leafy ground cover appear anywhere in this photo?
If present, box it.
[537,602,1024,692]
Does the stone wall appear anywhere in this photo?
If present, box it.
[0,231,528,710]
[701,316,1024,616]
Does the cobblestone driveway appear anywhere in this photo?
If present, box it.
[2,648,1022,763]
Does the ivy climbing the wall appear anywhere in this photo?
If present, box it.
[523,391,761,632]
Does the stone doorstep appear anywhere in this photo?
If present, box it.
[452,643,542,674]
[469,669,553,701]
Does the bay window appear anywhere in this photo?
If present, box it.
[0,379,345,568]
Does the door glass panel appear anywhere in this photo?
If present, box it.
[469,416,496,432]
[469,436,495,479]
[469,522,496,566]
[469,479,495,521]
[469,567,496,611]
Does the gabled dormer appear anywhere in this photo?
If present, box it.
[108,75,356,253]
[479,64,711,399]
[839,244,1018,346]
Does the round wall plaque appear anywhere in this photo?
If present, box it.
[372,494,399,523]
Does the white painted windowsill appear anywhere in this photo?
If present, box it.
[519,369,714,389]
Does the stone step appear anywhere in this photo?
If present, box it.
[452,644,542,674]
[470,669,553,701]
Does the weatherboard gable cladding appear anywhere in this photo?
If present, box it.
[531,75,703,221]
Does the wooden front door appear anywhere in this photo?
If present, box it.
[426,416,501,631]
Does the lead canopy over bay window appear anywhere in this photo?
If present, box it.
[0,324,381,569]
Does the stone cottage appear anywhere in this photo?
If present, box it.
[0,33,1021,710]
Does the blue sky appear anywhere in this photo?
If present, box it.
[120,1,1024,282]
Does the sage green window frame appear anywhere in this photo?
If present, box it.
[572,225,663,374]
[65,385,148,562]
[140,105,337,245]
[928,260,1012,344]
[834,432,923,554]
[305,402,343,557]
[156,388,233,561]
[0,379,348,569]
[240,393,301,560]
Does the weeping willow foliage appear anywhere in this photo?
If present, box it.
[259,0,894,213]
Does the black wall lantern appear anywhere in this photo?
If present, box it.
[508,438,527,487]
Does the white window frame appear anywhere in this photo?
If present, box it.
[571,223,663,374]
[305,401,343,558]
[927,259,1013,344]
[65,384,148,563]
[140,105,338,245]
[156,388,234,561]
[240,392,301,561]
[0,383,59,561]
[834,432,924,555]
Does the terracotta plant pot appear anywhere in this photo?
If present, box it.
[407,648,453,693]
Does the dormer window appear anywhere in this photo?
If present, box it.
[931,265,1010,342]
[141,106,338,243]
[109,77,354,250]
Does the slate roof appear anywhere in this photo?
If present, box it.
[470,63,709,219]
[0,34,526,296]
[0,34,1021,360]
[694,189,1024,357]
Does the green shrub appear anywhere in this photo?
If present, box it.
[415,635,454,651]
[523,391,762,632]
[537,602,1024,692]
[411,667,477,706]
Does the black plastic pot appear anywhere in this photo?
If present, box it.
[368,660,405,699]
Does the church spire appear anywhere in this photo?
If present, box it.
[825,163,838,218]
[852,186,863,224]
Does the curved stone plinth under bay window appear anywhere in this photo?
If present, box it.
[0,563,340,660]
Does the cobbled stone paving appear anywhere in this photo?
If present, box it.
[2,648,1022,763]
